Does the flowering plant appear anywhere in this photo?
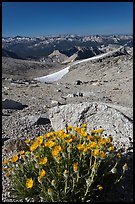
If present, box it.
[2,124,128,202]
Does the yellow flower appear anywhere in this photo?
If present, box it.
[99,139,106,145]
[44,140,56,148]
[38,169,46,183]
[57,130,65,137]
[54,145,62,152]
[81,123,87,128]
[39,157,48,165]
[88,142,97,149]
[116,153,121,159]
[2,159,8,165]
[65,138,73,143]
[11,155,19,163]
[71,135,77,140]
[78,128,88,136]
[30,141,39,152]
[80,130,88,137]
[45,132,55,138]
[39,169,46,178]
[48,188,54,195]
[52,145,62,157]
[25,151,30,155]
[96,128,103,134]
[48,136,56,141]
[97,185,103,191]
[91,129,97,134]
[18,150,25,155]
[95,136,102,140]
[60,133,68,139]
[100,151,105,158]
[26,178,33,189]
[83,147,88,153]
[93,149,100,156]
[73,127,80,132]
[73,162,79,172]
[25,139,31,144]
[66,125,73,130]
[5,172,10,177]
[52,149,59,157]
[36,136,44,145]
[76,144,85,151]
[87,135,93,140]
[109,146,115,151]
[104,138,111,144]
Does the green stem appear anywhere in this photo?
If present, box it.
[64,177,68,194]
[84,157,97,199]
[72,177,75,192]
[88,152,93,175]
[114,171,124,184]
[76,172,79,183]
[50,194,54,202]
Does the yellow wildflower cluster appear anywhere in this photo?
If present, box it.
[2,124,125,202]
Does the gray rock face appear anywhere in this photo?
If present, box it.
[49,102,133,150]
[2,99,28,110]
[20,113,51,127]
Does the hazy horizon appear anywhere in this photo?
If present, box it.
[2,32,133,38]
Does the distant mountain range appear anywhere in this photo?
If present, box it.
[2,48,24,60]
[2,34,133,60]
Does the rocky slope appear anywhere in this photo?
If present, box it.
[2,56,64,80]
[2,48,133,202]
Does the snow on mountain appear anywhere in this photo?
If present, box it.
[34,46,128,83]
[2,34,132,59]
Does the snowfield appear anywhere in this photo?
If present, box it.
[34,66,70,83]
[34,46,124,83]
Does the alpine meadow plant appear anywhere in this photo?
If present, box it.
[2,124,128,202]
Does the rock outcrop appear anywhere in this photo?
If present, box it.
[20,113,51,127]
[49,102,133,150]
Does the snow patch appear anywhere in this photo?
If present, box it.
[34,46,125,83]
[34,66,70,83]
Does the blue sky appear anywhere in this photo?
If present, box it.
[2,2,133,37]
